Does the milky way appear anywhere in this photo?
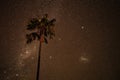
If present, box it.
[0,0,120,80]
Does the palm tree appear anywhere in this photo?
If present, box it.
[26,14,56,80]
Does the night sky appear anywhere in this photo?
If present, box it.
[0,0,120,80]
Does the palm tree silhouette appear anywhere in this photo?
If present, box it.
[26,14,56,80]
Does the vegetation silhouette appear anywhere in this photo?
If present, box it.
[26,14,56,80]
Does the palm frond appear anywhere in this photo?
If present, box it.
[27,18,40,30]
[26,32,40,44]
[48,18,56,26]
[44,37,48,44]
[40,18,48,27]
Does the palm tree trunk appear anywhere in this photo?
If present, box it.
[36,41,41,80]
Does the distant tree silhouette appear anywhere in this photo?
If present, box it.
[26,14,56,80]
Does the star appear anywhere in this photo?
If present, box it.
[49,56,52,59]
[79,56,89,63]
[15,74,19,77]
[25,50,29,54]
[58,38,62,41]
[31,57,34,60]
[81,25,85,30]
[3,71,7,74]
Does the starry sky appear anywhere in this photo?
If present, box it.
[0,0,120,80]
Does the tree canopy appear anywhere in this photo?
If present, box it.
[26,14,56,44]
